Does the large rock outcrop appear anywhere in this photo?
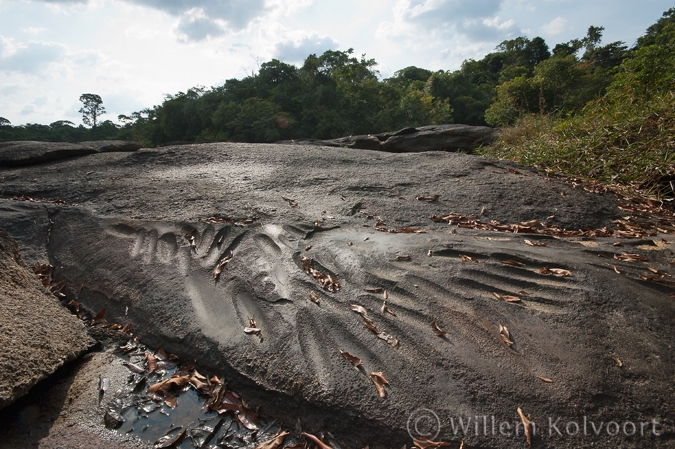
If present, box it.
[0,229,94,410]
[0,142,673,448]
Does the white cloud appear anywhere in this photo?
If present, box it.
[22,27,48,35]
[0,37,67,74]
[273,32,339,63]
[543,16,567,35]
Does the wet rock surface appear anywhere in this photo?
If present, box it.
[0,229,94,410]
[1,142,674,448]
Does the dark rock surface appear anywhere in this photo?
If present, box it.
[0,142,674,448]
[284,124,497,152]
[0,229,94,410]
[0,140,140,167]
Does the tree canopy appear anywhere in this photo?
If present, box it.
[1,9,673,147]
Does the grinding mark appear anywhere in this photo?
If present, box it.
[253,233,283,258]
[197,225,216,257]
[204,226,231,266]
[296,307,338,394]
[156,232,178,263]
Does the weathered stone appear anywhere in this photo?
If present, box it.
[0,140,141,167]
[281,124,497,152]
[0,229,94,410]
[0,143,673,448]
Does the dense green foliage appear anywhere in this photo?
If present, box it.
[480,8,675,189]
[2,8,674,191]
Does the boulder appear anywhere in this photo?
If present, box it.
[0,229,94,410]
[0,140,141,167]
[284,124,497,152]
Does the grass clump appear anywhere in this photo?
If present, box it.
[481,92,675,191]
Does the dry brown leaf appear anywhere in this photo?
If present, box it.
[383,290,389,300]
[254,431,289,449]
[381,301,397,317]
[340,350,363,369]
[549,268,572,277]
[370,372,389,398]
[147,375,191,395]
[350,304,369,318]
[244,327,261,335]
[610,355,623,367]
[517,407,533,447]
[145,352,157,374]
[364,287,383,293]
[362,317,380,334]
[502,259,525,267]
[524,239,547,247]
[302,432,333,449]
[499,323,514,347]
[412,438,451,448]
[518,290,530,295]
[396,254,412,261]
[461,254,477,262]
[309,291,320,305]
[613,242,622,247]
[164,392,177,409]
[614,252,648,262]
[415,195,439,202]
[431,320,447,337]
[539,265,549,274]
[613,265,621,274]
[538,376,553,383]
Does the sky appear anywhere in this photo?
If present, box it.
[0,0,673,126]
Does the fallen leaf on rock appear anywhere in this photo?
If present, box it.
[610,355,623,367]
[413,438,451,448]
[481,206,488,215]
[539,265,549,274]
[615,252,648,262]
[244,327,261,335]
[416,195,439,202]
[364,287,383,293]
[431,320,447,337]
[254,430,289,449]
[164,392,178,409]
[362,317,380,334]
[613,242,622,247]
[392,227,426,234]
[282,196,298,208]
[212,250,233,280]
[524,239,547,247]
[350,304,369,318]
[549,268,572,277]
[377,332,399,347]
[370,372,389,398]
[305,245,312,251]
[301,257,340,292]
[381,301,396,316]
[517,407,533,447]
[396,254,412,261]
[154,426,186,448]
[499,324,514,347]
[502,259,525,267]
[107,323,122,330]
[461,255,477,262]
[492,292,521,303]
[309,291,320,305]
[383,290,389,300]
[302,433,333,449]
[518,290,530,295]
[123,362,145,374]
[340,350,363,369]
[538,376,553,383]
[146,352,158,374]
[613,265,621,274]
